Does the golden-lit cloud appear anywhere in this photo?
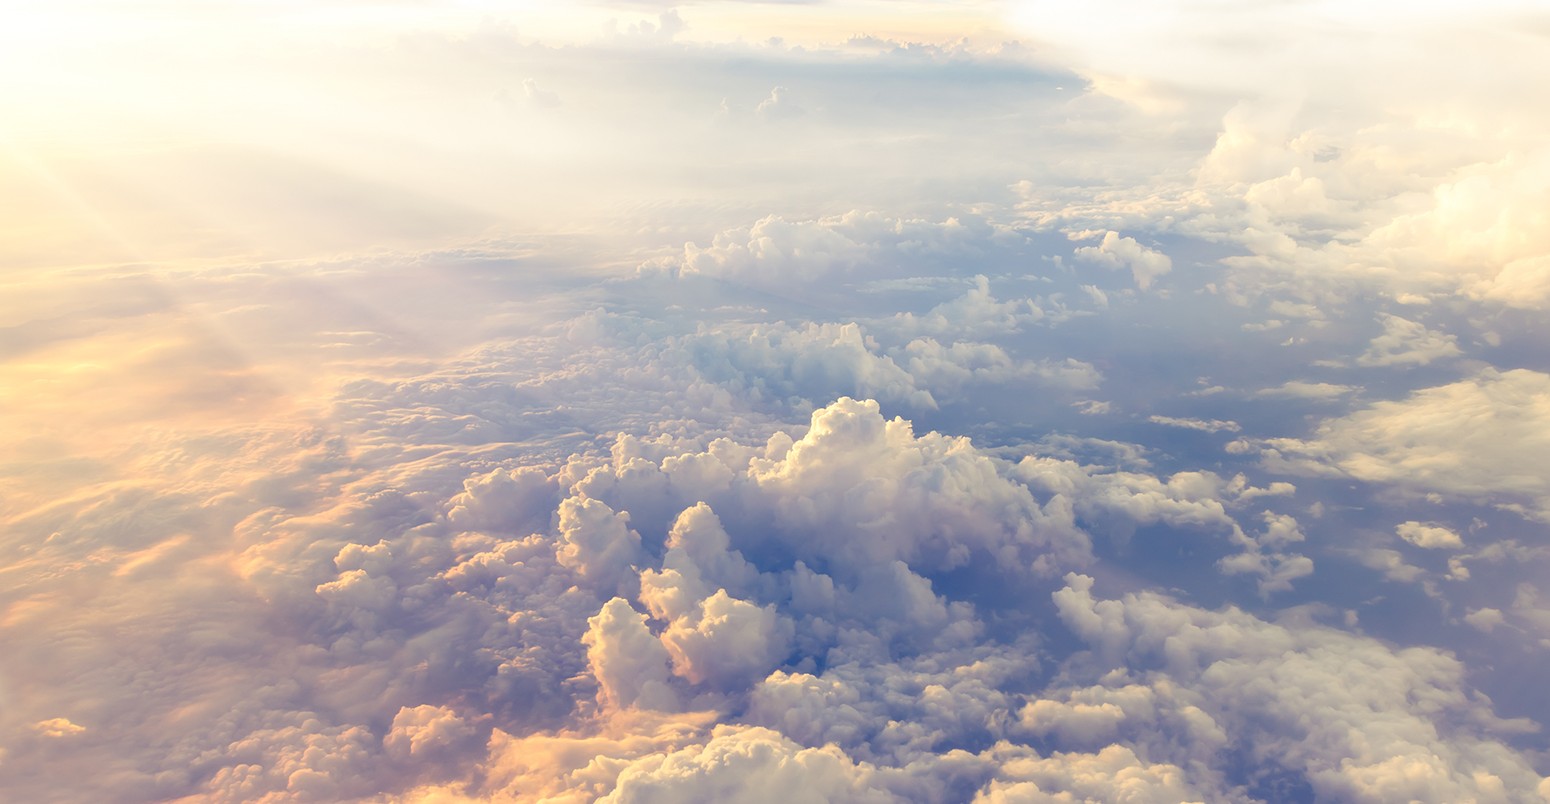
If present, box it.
[4,2,1549,801]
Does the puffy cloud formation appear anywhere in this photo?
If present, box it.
[1014,458,1307,594]
[33,718,87,739]
[900,338,1101,394]
[1396,521,1464,550]
[654,212,1023,286]
[384,705,478,763]
[1254,381,1356,400]
[37,354,1538,803]
[1264,369,1550,519]
[601,726,888,803]
[741,397,1089,574]
[1355,314,1462,367]
[8,300,1548,804]
[585,598,680,711]
[1147,415,1241,433]
[556,497,649,596]
[883,275,1045,339]
[1051,574,1545,801]
[974,744,1207,803]
[675,321,938,410]
[8,4,1550,803]
[1072,232,1173,290]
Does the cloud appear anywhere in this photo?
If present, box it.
[1051,573,1545,800]
[652,212,1024,286]
[1073,399,1111,415]
[1464,608,1505,633]
[1072,231,1172,290]
[975,744,1207,803]
[1396,521,1464,550]
[663,588,790,684]
[384,705,479,764]
[744,643,1035,765]
[10,7,1550,802]
[675,321,938,411]
[33,718,88,739]
[1263,369,1550,519]
[557,496,650,597]
[741,398,1090,576]
[1355,547,1428,584]
[1015,456,1306,593]
[440,710,721,802]
[1472,254,1550,310]
[585,597,681,712]
[882,275,1045,339]
[445,466,557,533]
[1146,415,1240,433]
[899,338,1102,393]
[521,78,562,108]
[1254,381,1357,399]
[601,725,890,803]
[1354,314,1462,367]
[1219,512,1314,596]
[754,86,805,121]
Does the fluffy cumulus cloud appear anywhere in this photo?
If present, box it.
[1263,369,1550,519]
[7,2,1550,802]
[882,275,1045,339]
[600,726,888,803]
[1050,574,1545,801]
[672,321,938,410]
[1072,232,1173,290]
[650,212,1024,287]
[1354,314,1462,367]
[1396,521,1464,550]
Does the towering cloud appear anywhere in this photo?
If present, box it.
[4,1,1549,801]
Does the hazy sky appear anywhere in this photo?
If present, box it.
[4,2,1550,802]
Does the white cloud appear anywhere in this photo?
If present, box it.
[557,497,649,597]
[1472,254,1550,310]
[1146,415,1240,433]
[1072,231,1172,290]
[654,212,1021,286]
[601,725,894,803]
[1255,381,1357,399]
[742,398,1090,576]
[1396,521,1464,550]
[1464,608,1505,633]
[446,466,557,533]
[384,705,478,763]
[521,78,561,109]
[1355,548,1428,584]
[584,598,681,712]
[207,714,382,802]
[755,86,805,121]
[975,744,1207,803]
[1219,511,1314,596]
[676,321,937,411]
[652,572,794,690]
[9,9,1550,802]
[1264,369,1550,519]
[1015,457,1308,593]
[1073,399,1111,415]
[439,710,722,802]
[1051,573,1546,800]
[900,338,1102,393]
[1355,314,1462,367]
[882,275,1044,339]
[32,718,87,739]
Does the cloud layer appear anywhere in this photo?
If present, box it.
[4,2,1550,802]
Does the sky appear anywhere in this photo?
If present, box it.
[3,1,1550,801]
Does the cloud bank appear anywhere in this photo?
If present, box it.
[3,2,1550,802]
